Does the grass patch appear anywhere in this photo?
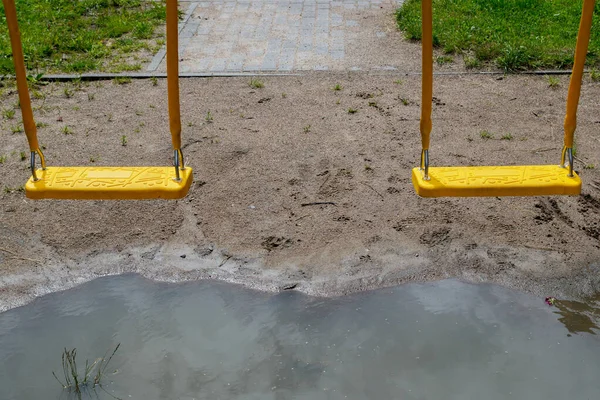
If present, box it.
[53,344,120,398]
[2,108,15,119]
[547,75,561,88]
[396,0,600,71]
[480,130,493,139]
[249,78,264,89]
[0,0,166,74]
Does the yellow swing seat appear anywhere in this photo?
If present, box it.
[25,166,193,200]
[412,165,581,198]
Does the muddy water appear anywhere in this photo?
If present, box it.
[0,275,598,400]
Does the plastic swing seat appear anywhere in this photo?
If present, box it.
[4,0,192,201]
[411,165,581,198]
[412,0,593,198]
[25,166,193,200]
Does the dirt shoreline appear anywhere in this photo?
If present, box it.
[1,73,600,312]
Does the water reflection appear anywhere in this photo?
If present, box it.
[554,294,600,335]
[0,275,599,400]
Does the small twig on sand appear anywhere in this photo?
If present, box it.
[318,174,331,192]
[522,244,555,251]
[530,147,557,154]
[0,247,42,263]
[589,182,600,191]
[217,256,232,268]
[301,202,336,207]
[360,182,384,201]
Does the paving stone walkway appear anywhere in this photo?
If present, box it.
[147,0,412,73]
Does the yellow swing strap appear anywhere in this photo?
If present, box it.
[166,0,185,178]
[419,0,433,176]
[562,0,596,176]
[2,0,46,178]
[413,0,593,197]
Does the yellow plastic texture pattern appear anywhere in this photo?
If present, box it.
[412,165,581,197]
[25,166,193,200]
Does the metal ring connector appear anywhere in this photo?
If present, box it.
[173,148,185,181]
[30,148,46,182]
[420,149,430,181]
[560,146,574,178]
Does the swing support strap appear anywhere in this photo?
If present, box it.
[414,0,592,197]
[2,0,46,178]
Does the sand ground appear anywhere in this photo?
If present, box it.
[1,73,600,311]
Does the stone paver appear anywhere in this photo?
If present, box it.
[148,0,407,73]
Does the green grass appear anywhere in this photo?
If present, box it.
[0,0,166,74]
[480,130,493,139]
[2,108,15,119]
[396,0,600,71]
[547,75,561,88]
[249,78,264,89]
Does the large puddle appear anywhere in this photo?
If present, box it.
[1,275,599,399]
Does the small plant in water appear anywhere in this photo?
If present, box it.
[52,344,121,399]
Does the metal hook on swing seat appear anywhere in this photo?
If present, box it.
[560,146,574,178]
[173,148,186,181]
[30,148,46,182]
[420,149,430,181]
